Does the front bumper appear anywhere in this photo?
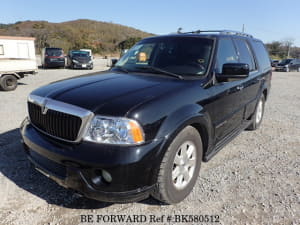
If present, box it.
[275,66,287,71]
[45,58,65,68]
[72,62,93,69]
[20,118,164,202]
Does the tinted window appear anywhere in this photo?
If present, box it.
[71,51,89,57]
[251,41,271,70]
[116,37,214,76]
[280,59,292,64]
[46,48,63,57]
[216,38,238,73]
[234,39,256,71]
[291,59,300,64]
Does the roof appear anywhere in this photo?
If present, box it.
[0,36,35,41]
[144,30,260,42]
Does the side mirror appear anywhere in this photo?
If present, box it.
[111,59,118,67]
[221,63,249,79]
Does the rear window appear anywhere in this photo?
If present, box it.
[46,48,63,56]
[251,41,271,70]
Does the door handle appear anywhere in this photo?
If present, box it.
[236,85,244,90]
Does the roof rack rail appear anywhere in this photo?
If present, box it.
[178,30,253,38]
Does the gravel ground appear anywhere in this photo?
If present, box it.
[0,67,299,225]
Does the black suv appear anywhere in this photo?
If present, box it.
[41,47,66,68]
[275,58,300,72]
[21,30,271,204]
[66,50,93,69]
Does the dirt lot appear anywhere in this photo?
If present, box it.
[0,66,299,225]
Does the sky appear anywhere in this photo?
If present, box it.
[1,0,300,46]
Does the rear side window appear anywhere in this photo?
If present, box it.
[251,41,271,70]
[233,39,256,71]
[215,38,238,73]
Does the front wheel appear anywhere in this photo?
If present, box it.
[247,94,265,130]
[0,75,18,91]
[152,126,203,204]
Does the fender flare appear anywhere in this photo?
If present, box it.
[147,104,214,184]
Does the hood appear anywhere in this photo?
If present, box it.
[30,72,186,117]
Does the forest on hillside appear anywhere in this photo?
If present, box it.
[0,19,153,55]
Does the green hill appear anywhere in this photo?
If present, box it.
[0,19,153,54]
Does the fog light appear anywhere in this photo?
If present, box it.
[102,170,112,183]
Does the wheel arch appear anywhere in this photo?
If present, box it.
[148,105,213,184]
[0,73,21,79]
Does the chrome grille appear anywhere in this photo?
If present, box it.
[28,101,82,141]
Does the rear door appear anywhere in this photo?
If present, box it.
[233,38,261,120]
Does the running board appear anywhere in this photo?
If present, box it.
[203,121,251,162]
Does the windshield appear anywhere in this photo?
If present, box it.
[71,51,90,57]
[46,49,63,56]
[115,37,214,77]
[280,59,292,64]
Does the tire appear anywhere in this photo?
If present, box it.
[0,75,18,91]
[152,126,203,204]
[247,94,265,130]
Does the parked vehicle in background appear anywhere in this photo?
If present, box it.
[0,36,37,91]
[67,50,93,69]
[21,30,271,204]
[41,47,65,68]
[271,59,279,67]
[275,58,300,72]
[80,49,93,58]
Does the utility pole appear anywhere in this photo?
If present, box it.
[242,24,245,33]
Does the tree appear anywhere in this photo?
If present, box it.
[118,37,142,50]
[282,38,294,58]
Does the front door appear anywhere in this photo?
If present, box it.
[207,38,245,143]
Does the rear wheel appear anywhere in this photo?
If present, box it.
[0,75,18,91]
[152,126,202,204]
[247,94,265,130]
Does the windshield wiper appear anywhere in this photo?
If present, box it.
[138,65,183,79]
[112,66,129,73]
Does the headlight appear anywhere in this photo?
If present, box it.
[72,59,79,64]
[83,116,145,145]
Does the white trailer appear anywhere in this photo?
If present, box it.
[0,36,37,91]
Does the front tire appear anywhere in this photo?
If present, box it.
[152,126,203,204]
[247,94,265,130]
[0,75,18,91]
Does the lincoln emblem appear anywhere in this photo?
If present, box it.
[41,100,48,115]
